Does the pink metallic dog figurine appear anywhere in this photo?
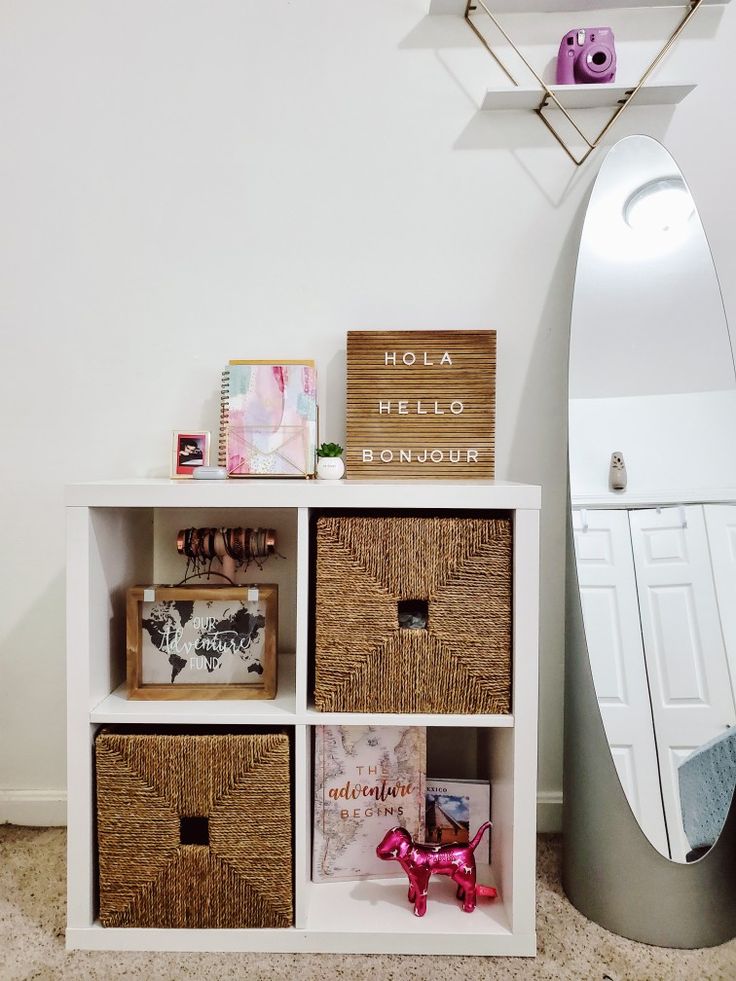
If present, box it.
[376,822,497,917]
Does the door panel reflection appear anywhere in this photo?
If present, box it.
[574,505,736,861]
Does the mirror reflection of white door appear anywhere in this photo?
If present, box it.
[629,506,736,862]
[704,504,736,702]
[573,509,669,855]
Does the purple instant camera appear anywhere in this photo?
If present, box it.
[556,28,616,85]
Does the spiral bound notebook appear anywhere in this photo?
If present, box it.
[219,360,318,477]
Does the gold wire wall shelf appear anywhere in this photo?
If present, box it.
[438,0,710,166]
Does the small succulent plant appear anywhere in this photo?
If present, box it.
[316,442,344,458]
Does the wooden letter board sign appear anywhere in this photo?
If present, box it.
[346,330,496,479]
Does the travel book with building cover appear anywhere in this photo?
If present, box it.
[312,725,426,882]
[425,778,491,863]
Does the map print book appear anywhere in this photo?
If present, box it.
[425,778,491,864]
[312,726,426,882]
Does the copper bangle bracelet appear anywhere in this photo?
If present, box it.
[176,526,278,565]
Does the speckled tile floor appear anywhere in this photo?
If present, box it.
[0,826,734,981]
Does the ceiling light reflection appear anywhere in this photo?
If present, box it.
[624,177,696,233]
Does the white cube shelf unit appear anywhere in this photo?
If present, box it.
[66,478,541,956]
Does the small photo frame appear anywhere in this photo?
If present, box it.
[172,430,210,478]
[126,585,278,700]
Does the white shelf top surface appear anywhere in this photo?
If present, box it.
[66,477,541,510]
[67,902,532,955]
[305,706,514,728]
[306,864,508,936]
[90,655,514,726]
[430,0,728,12]
[482,81,694,111]
[91,654,297,724]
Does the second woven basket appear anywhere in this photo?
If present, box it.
[313,514,513,715]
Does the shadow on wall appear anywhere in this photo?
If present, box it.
[325,347,347,448]
[452,106,677,206]
[503,198,591,794]
[504,198,591,490]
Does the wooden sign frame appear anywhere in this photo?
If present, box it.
[126,585,277,700]
[346,330,496,480]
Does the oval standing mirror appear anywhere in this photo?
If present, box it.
[569,135,736,865]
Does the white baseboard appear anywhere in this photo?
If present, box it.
[537,791,563,833]
[0,788,563,833]
[0,789,67,827]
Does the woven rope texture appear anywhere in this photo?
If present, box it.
[96,731,292,928]
[314,515,512,714]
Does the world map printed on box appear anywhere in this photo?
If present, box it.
[312,725,426,882]
[140,597,266,685]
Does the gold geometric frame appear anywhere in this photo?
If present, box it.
[126,585,278,700]
[464,0,704,166]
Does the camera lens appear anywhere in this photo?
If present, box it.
[592,51,607,66]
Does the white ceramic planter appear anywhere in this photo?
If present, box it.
[317,457,345,480]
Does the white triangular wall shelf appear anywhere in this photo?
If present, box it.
[428,0,727,164]
[430,0,729,12]
[481,82,695,111]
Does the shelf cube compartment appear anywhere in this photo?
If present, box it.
[305,726,519,941]
[95,728,293,928]
[313,513,513,714]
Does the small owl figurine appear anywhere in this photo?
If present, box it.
[610,451,627,491]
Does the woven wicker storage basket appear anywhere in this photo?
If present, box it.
[95,730,292,928]
[314,514,512,714]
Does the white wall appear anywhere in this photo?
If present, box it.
[570,391,736,504]
[1,0,735,828]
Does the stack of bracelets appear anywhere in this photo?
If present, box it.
[176,526,277,575]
